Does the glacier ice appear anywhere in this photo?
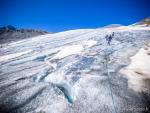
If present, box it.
[0,26,150,113]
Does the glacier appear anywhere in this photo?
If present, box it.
[0,27,150,113]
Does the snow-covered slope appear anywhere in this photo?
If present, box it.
[0,27,150,113]
[120,43,150,92]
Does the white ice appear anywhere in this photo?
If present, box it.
[85,40,97,48]
[52,45,84,60]
[0,50,32,62]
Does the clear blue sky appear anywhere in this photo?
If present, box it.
[0,0,150,32]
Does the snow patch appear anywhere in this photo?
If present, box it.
[44,70,67,84]
[120,47,150,92]
[52,45,84,59]
[85,40,97,48]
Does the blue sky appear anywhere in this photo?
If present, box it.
[0,0,150,32]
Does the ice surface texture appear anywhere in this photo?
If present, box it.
[0,27,150,113]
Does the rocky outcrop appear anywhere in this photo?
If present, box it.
[0,25,49,44]
[133,17,150,27]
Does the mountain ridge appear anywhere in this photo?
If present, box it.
[133,17,150,27]
[0,25,50,44]
[1,17,150,44]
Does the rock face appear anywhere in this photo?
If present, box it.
[0,26,150,113]
[0,25,49,44]
[133,17,150,27]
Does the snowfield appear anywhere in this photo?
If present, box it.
[0,26,150,113]
[52,44,84,60]
[120,45,150,92]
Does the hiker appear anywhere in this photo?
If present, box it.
[105,32,115,45]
